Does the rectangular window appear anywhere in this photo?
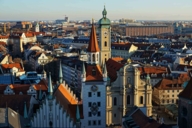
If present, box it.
[172,90,174,92]
[97,111,100,116]
[172,99,174,103]
[93,120,96,125]
[88,102,92,107]
[97,92,101,97]
[177,90,179,92]
[167,100,169,103]
[88,120,91,126]
[98,120,101,125]
[167,90,169,93]
[172,95,174,97]
[88,112,92,117]
[97,102,100,107]
[88,92,92,97]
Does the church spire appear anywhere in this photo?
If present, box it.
[48,72,53,99]
[102,5,107,18]
[24,102,28,119]
[87,21,100,53]
[59,60,63,84]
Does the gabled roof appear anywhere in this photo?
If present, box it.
[87,23,100,52]
[106,58,124,82]
[33,79,48,91]
[124,107,161,128]
[179,78,192,100]
[154,78,184,90]
[86,64,103,81]
[1,63,23,71]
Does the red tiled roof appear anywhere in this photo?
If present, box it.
[106,58,124,82]
[9,84,31,94]
[86,65,103,81]
[138,66,167,74]
[111,57,124,62]
[33,79,48,91]
[87,24,100,52]
[54,84,78,122]
[154,78,184,90]
[0,41,7,46]
[131,109,161,128]
[0,94,31,116]
[1,63,23,71]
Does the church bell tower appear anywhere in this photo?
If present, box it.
[98,6,111,66]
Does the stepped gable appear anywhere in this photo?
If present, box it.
[179,78,192,100]
[54,83,78,109]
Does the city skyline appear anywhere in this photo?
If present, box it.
[1,0,192,21]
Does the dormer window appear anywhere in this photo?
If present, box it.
[92,68,96,76]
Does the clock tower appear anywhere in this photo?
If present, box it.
[98,6,111,66]
[81,20,107,128]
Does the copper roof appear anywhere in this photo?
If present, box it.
[87,24,100,52]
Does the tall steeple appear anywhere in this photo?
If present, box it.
[48,72,53,100]
[87,19,100,65]
[59,60,63,84]
[102,5,107,18]
[24,102,28,119]
[87,19,100,53]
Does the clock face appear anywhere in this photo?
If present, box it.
[91,85,98,92]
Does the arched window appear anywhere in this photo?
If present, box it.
[127,95,130,104]
[105,41,107,47]
[140,96,143,104]
[114,97,117,106]
[92,54,95,62]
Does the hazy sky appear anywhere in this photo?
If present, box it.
[1,0,192,21]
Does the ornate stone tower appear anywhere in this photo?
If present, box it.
[81,21,107,128]
[98,6,111,66]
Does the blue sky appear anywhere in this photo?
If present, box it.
[0,0,192,21]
